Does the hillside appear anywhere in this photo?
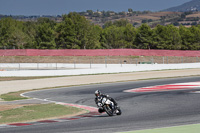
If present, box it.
[0,11,182,27]
[1,10,200,27]
[164,0,200,12]
[85,11,181,27]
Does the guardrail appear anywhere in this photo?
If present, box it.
[1,63,200,77]
[0,56,200,71]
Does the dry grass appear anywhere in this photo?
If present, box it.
[151,12,181,17]
[0,56,139,63]
[186,12,200,18]
[0,105,27,111]
[0,56,199,65]
[0,77,52,81]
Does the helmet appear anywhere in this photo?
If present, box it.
[95,90,101,96]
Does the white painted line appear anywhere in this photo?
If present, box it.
[0,124,12,128]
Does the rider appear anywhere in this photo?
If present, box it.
[94,90,118,113]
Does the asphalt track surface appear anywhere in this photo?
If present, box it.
[2,76,200,133]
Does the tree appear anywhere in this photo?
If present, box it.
[101,25,125,48]
[181,14,186,19]
[135,24,154,49]
[35,18,56,49]
[124,23,137,48]
[142,19,147,23]
[100,22,136,49]
[85,25,102,49]
[113,19,129,27]
[179,25,194,50]
[173,22,180,26]
[86,10,93,16]
[148,19,153,23]
[12,22,29,49]
[2,12,200,50]
[23,21,37,49]
[128,8,133,13]
[188,25,200,50]
[0,18,16,49]
[154,24,182,50]
[56,12,94,49]
[55,17,76,49]
[103,21,113,29]
[166,25,182,50]
[0,17,29,49]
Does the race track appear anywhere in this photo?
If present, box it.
[2,76,200,133]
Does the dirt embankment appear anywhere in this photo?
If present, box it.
[0,56,199,64]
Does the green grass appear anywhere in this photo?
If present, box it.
[0,90,29,101]
[121,124,200,133]
[0,103,85,124]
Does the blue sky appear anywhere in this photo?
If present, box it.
[0,0,190,16]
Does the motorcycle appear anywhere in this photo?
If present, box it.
[96,96,121,116]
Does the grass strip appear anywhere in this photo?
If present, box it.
[121,124,200,133]
[0,103,85,124]
[0,90,29,101]
[0,76,69,81]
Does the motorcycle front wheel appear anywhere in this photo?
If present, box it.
[116,108,122,115]
[104,105,114,116]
